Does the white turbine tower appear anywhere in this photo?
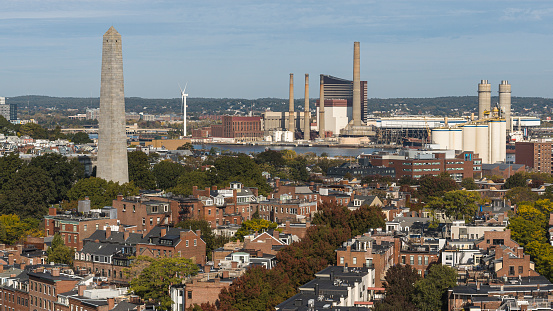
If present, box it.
[179,83,188,137]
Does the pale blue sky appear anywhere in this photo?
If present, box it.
[1,0,553,99]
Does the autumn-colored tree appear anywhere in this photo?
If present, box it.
[234,219,278,241]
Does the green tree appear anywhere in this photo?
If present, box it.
[170,170,210,196]
[128,256,199,310]
[508,204,548,246]
[426,190,482,221]
[68,132,93,144]
[418,174,458,201]
[152,161,189,190]
[0,152,23,188]
[234,219,278,241]
[47,233,74,265]
[506,186,539,205]
[177,142,195,150]
[412,264,457,311]
[375,264,420,311]
[210,155,271,195]
[128,151,156,189]
[460,177,478,190]
[504,172,527,189]
[67,177,139,208]
[19,122,48,139]
[30,153,84,202]
[0,166,56,219]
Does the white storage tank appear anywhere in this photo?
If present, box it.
[489,120,502,163]
[450,128,462,151]
[432,128,450,149]
[273,130,283,142]
[282,131,294,142]
[499,120,506,162]
[475,124,489,163]
[462,125,476,152]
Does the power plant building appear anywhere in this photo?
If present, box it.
[315,75,368,135]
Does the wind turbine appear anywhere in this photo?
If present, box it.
[179,83,188,137]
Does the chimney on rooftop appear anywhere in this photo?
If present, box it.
[160,227,167,237]
[107,298,115,310]
[78,284,86,296]
[51,268,60,277]
[105,226,111,239]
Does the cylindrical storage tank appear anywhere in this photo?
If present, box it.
[431,128,450,149]
[475,125,489,163]
[499,120,506,162]
[273,130,282,142]
[282,131,294,142]
[489,121,501,163]
[451,128,462,151]
[462,125,476,152]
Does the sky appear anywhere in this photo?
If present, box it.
[1,0,553,99]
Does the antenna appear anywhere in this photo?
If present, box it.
[178,82,189,137]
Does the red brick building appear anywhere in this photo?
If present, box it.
[219,116,263,141]
[368,150,482,180]
[136,226,207,265]
[515,141,552,173]
[44,208,118,251]
[112,196,173,234]
[29,268,81,311]
[0,269,29,311]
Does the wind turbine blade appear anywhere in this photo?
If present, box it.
[184,82,188,93]
[178,83,183,93]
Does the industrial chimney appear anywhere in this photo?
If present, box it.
[288,73,295,133]
[304,74,310,140]
[319,75,325,138]
[499,80,512,131]
[352,42,361,126]
[478,80,491,120]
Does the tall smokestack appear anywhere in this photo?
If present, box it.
[319,75,325,138]
[478,80,491,120]
[499,80,511,131]
[304,74,310,140]
[288,73,295,133]
[352,42,361,126]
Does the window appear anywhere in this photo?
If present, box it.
[150,218,153,225]
[340,257,344,265]
[187,291,192,299]
[133,205,136,212]
[509,266,515,275]
[194,239,197,246]
[84,225,87,232]
[352,257,357,265]
[418,256,422,265]
[410,256,414,265]
[519,266,523,274]
[424,256,429,265]
[401,255,406,264]
[186,240,189,247]
[95,224,99,230]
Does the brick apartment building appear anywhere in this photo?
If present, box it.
[112,196,173,233]
[515,141,552,173]
[136,226,207,265]
[0,268,29,311]
[44,208,118,251]
[28,268,81,311]
[367,150,482,180]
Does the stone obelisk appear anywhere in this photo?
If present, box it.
[97,26,129,184]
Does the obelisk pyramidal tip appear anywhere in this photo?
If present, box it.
[97,27,129,184]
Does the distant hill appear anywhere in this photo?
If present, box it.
[6,95,553,118]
